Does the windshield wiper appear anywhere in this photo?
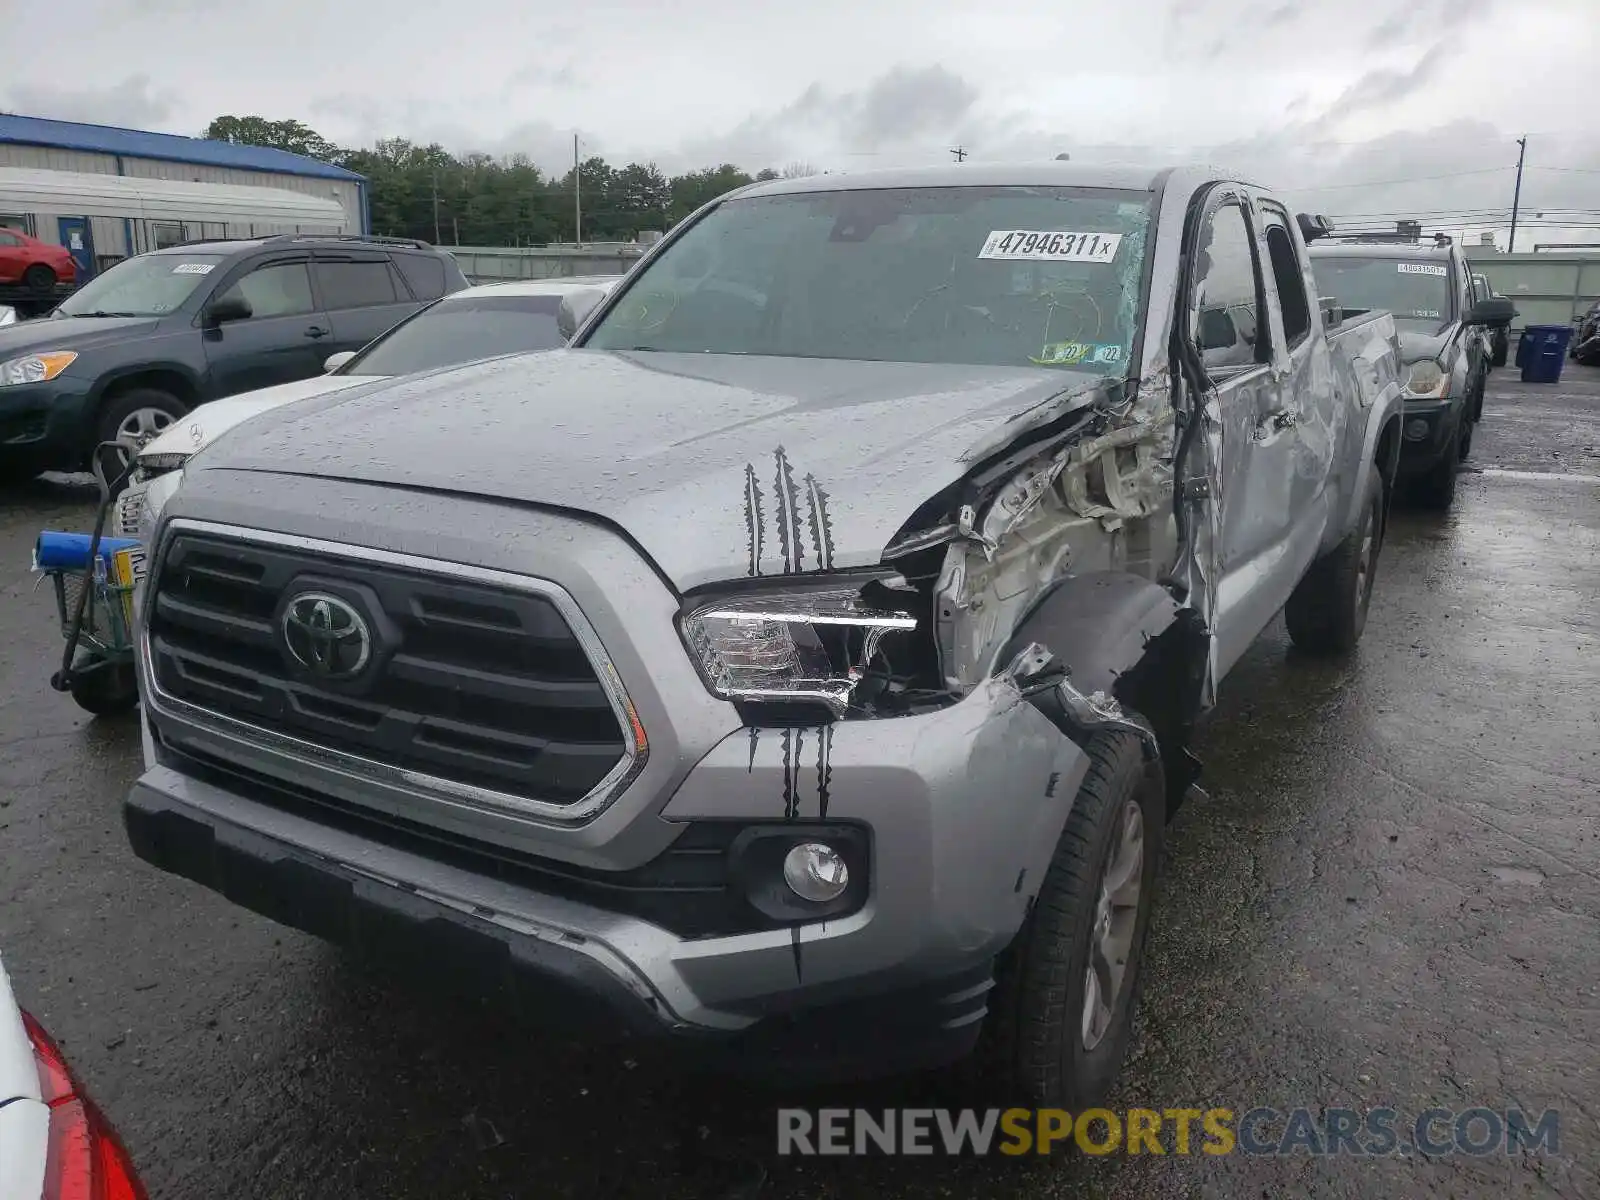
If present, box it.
[66,310,144,318]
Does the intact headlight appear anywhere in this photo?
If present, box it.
[0,350,77,387]
[1403,359,1447,399]
[679,582,916,717]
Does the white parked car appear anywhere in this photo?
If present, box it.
[114,274,623,544]
[0,951,149,1199]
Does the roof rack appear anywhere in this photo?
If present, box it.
[262,233,434,250]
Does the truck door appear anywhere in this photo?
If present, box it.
[1254,199,1340,573]
[1184,190,1297,676]
[200,254,332,399]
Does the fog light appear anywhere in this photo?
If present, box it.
[782,842,849,902]
[1404,418,1430,440]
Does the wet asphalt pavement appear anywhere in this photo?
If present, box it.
[1,367,1596,1199]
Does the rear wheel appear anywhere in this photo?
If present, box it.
[1285,468,1383,654]
[22,263,56,292]
[985,722,1164,1107]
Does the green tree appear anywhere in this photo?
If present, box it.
[202,115,341,162]
[201,113,810,246]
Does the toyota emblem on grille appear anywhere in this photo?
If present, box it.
[282,592,371,680]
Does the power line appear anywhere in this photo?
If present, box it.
[1290,167,1513,192]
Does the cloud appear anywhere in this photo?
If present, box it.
[2,74,181,131]
[1308,42,1450,132]
[508,61,578,90]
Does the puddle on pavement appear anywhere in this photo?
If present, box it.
[1487,866,1547,886]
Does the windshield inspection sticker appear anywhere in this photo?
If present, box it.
[1412,309,1443,319]
[979,230,1122,263]
[1031,341,1124,367]
[1397,263,1448,276]
[172,262,215,275]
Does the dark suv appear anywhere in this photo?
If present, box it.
[0,234,468,480]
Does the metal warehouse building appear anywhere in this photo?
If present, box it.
[0,113,367,281]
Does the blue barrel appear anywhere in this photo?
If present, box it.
[1519,325,1575,383]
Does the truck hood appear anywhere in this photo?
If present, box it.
[0,314,160,358]
[137,373,386,464]
[191,349,1104,590]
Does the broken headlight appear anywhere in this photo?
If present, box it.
[1403,359,1447,399]
[679,582,916,717]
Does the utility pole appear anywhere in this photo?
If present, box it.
[950,146,967,163]
[574,133,582,247]
[1509,136,1527,254]
[431,169,441,244]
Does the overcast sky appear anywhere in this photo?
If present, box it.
[6,0,1600,246]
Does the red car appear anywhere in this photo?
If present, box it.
[0,226,78,291]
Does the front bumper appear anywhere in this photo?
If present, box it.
[130,675,1081,1073]
[0,376,95,472]
[1395,398,1461,474]
[130,475,1092,1072]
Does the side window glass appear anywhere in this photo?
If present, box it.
[392,253,446,300]
[215,261,315,319]
[0,232,20,247]
[1191,202,1262,375]
[1261,209,1311,349]
[316,260,402,310]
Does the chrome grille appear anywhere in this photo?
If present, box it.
[146,528,630,808]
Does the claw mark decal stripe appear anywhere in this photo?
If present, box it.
[804,473,835,571]
[774,446,804,574]
[781,728,800,819]
[743,449,834,576]
[775,721,834,820]
[816,723,833,820]
[743,464,766,577]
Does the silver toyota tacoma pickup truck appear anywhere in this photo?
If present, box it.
[124,164,1404,1106]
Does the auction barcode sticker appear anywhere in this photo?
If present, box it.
[978,231,1122,263]
[1397,263,1447,276]
[172,262,215,275]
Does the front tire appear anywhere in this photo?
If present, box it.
[1285,468,1383,655]
[23,263,56,292]
[93,388,186,489]
[1413,420,1462,511]
[987,723,1164,1108]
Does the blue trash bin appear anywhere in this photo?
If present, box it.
[1514,329,1534,369]
[1519,325,1574,383]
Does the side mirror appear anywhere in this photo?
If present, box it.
[556,287,606,342]
[203,294,252,327]
[1318,295,1343,330]
[324,351,356,373]
[1297,213,1334,243]
[1465,296,1516,328]
[0,305,16,327]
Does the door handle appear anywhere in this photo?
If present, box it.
[304,325,329,339]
